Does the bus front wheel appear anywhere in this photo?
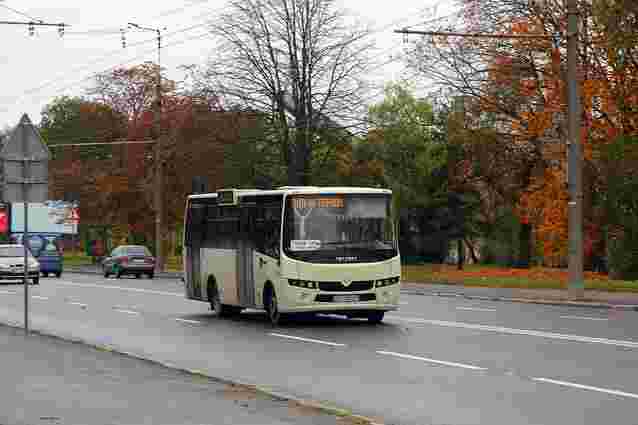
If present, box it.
[209,283,233,318]
[265,287,286,326]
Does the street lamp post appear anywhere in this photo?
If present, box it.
[128,22,166,272]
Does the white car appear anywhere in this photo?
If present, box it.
[0,244,40,285]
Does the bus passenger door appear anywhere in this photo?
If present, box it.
[238,240,255,307]
[253,251,279,309]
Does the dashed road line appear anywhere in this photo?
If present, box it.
[269,332,347,347]
[175,318,202,324]
[533,377,638,400]
[376,350,487,371]
[388,315,638,349]
[32,295,49,300]
[69,302,87,308]
[0,290,16,294]
[114,309,141,316]
[560,315,609,321]
[456,307,497,312]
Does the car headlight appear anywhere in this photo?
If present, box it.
[0,264,10,270]
[288,279,318,289]
[375,276,400,288]
[29,261,40,269]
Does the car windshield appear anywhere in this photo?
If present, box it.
[0,246,34,258]
[283,194,397,263]
[125,246,151,256]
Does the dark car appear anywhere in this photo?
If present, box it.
[102,245,155,279]
[37,238,63,278]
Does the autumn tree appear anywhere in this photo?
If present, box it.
[405,0,638,267]
[87,63,175,126]
[199,0,373,185]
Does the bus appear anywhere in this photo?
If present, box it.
[182,186,401,325]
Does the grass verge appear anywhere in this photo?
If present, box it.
[402,264,638,293]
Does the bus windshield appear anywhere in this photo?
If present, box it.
[283,194,397,263]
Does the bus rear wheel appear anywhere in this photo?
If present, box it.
[210,283,233,318]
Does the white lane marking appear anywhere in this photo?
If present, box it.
[32,295,49,300]
[377,350,486,371]
[69,302,87,308]
[0,290,16,294]
[175,318,202,324]
[456,307,497,312]
[388,315,638,349]
[560,315,609,321]
[54,281,182,297]
[114,309,140,316]
[533,377,638,400]
[269,332,346,347]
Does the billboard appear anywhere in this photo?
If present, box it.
[0,203,8,234]
[10,201,79,235]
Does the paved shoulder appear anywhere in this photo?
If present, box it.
[0,325,345,425]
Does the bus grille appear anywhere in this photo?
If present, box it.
[315,293,376,302]
[318,281,374,292]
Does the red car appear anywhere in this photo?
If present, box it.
[102,245,155,279]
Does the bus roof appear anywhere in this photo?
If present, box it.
[187,186,392,200]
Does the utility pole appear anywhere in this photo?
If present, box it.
[396,0,585,298]
[566,0,584,298]
[128,22,165,272]
[0,20,70,36]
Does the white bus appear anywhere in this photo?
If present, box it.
[182,186,401,325]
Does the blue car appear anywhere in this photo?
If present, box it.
[38,241,63,277]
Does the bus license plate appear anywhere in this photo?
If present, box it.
[334,295,359,303]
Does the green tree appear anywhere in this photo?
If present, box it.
[368,83,447,208]
[40,96,127,160]
[367,83,461,262]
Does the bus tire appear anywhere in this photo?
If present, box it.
[209,280,233,318]
[264,285,286,326]
[367,311,385,324]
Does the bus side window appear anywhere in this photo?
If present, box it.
[188,204,206,246]
[253,204,280,258]
[185,202,193,247]
[264,205,281,258]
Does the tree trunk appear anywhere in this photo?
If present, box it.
[457,239,465,270]
[518,223,532,268]
[464,237,479,264]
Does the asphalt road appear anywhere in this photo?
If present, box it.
[0,274,637,425]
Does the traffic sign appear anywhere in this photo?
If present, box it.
[0,113,50,334]
[0,114,50,203]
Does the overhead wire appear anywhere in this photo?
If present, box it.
[8,10,221,106]
[0,3,44,22]
[7,1,441,117]
[14,29,215,109]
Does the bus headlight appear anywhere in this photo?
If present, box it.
[288,279,318,290]
[375,277,400,288]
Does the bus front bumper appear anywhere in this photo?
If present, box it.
[279,285,401,313]
[281,303,399,314]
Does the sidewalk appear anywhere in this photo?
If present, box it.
[402,282,638,310]
[0,324,358,425]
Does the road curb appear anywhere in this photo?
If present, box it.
[400,289,638,311]
[0,319,384,425]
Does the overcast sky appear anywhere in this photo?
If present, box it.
[0,0,452,129]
